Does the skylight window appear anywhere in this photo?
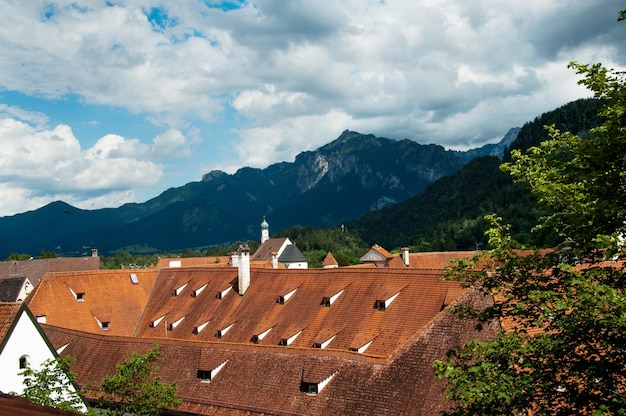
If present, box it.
[172,282,188,296]
[322,289,344,307]
[192,283,208,298]
[168,316,185,330]
[130,273,139,285]
[277,287,297,304]
[193,320,210,335]
[279,330,302,346]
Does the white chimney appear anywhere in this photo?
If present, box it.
[237,245,251,295]
[402,247,410,267]
[270,251,278,269]
[91,248,98,257]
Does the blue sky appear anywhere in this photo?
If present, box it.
[0,1,624,216]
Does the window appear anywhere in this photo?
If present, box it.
[172,282,188,296]
[215,323,234,339]
[216,286,232,299]
[374,292,400,311]
[19,355,30,369]
[350,340,374,354]
[150,315,165,328]
[167,316,185,331]
[251,327,272,344]
[197,360,228,383]
[312,335,336,349]
[192,283,208,298]
[94,315,110,330]
[130,273,139,284]
[193,320,210,335]
[277,288,298,304]
[322,289,344,307]
[36,315,46,324]
[70,287,85,302]
[279,330,302,346]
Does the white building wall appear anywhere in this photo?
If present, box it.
[0,309,87,412]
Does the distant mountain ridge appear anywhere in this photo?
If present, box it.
[0,129,510,257]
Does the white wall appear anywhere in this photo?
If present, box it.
[0,309,87,412]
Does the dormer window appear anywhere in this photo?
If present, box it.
[216,323,234,339]
[277,287,297,304]
[374,292,400,311]
[197,360,228,383]
[172,282,188,296]
[193,320,210,335]
[302,373,336,396]
[168,316,185,331]
[94,316,110,331]
[350,340,374,354]
[312,335,336,350]
[216,286,232,299]
[251,327,273,344]
[69,287,85,302]
[192,283,208,298]
[150,315,165,328]
[279,330,302,346]
[322,289,344,307]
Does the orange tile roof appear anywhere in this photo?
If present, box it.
[406,251,478,269]
[0,302,20,343]
[26,269,159,336]
[322,252,338,267]
[155,256,230,269]
[133,267,464,359]
[42,289,498,416]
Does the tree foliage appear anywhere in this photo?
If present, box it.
[93,343,182,416]
[20,356,88,413]
[434,57,626,415]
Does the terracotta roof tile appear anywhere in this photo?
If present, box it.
[0,302,20,343]
[250,238,289,262]
[322,252,338,267]
[26,269,159,336]
[155,256,230,269]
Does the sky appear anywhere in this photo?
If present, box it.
[0,1,624,217]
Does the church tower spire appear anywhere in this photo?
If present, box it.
[260,216,269,244]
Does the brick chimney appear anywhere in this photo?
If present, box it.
[401,247,410,267]
[237,245,251,295]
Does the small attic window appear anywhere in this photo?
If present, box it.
[193,320,210,335]
[150,315,165,328]
[302,373,336,396]
[350,340,374,354]
[36,315,46,324]
[192,283,208,298]
[322,289,344,307]
[374,292,400,311]
[277,287,297,304]
[172,282,189,296]
[197,360,228,383]
[94,316,110,331]
[69,287,85,302]
[251,327,272,344]
[216,323,234,339]
[279,330,302,346]
[56,343,70,355]
[312,335,336,350]
[216,286,232,299]
[168,316,185,331]
[130,273,139,285]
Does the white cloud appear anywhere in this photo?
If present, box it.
[0,0,624,214]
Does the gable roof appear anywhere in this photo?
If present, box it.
[0,257,100,286]
[0,302,21,343]
[250,238,290,262]
[0,276,29,302]
[323,252,339,267]
[42,289,498,416]
[277,244,307,264]
[26,269,160,336]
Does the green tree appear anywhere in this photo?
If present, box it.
[94,343,182,416]
[6,252,32,260]
[434,51,626,416]
[20,356,88,414]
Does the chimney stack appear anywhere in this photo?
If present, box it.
[270,251,278,269]
[237,245,251,295]
[91,248,98,257]
[401,247,410,267]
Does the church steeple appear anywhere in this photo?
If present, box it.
[260,216,269,244]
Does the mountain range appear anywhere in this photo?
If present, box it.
[0,129,518,258]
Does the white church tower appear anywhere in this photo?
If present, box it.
[260,216,270,244]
